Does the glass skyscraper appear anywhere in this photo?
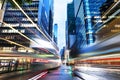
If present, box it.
[67,1,76,49]
[53,24,58,44]
[66,0,107,56]
[96,0,120,41]
[80,0,120,56]
[83,0,106,44]
[0,0,57,53]
[0,0,41,52]
[74,0,87,49]
[73,0,106,47]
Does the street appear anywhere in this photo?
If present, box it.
[0,65,74,80]
[73,64,120,80]
[38,65,73,80]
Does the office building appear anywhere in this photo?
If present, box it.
[96,0,120,41]
[73,0,106,46]
[0,0,56,52]
[53,24,58,44]
[74,0,87,49]
[67,1,76,49]
[83,0,106,44]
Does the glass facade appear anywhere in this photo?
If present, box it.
[83,0,106,44]
[67,1,76,49]
[38,0,54,38]
[74,0,87,49]
[67,2,75,34]
[96,0,120,41]
[53,24,58,44]
[0,0,56,52]
[0,0,40,52]
[66,0,107,53]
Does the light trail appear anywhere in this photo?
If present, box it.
[0,37,34,52]
[12,0,51,42]
[2,22,36,43]
[28,71,48,80]
[12,0,59,52]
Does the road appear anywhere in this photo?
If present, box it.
[1,64,119,80]
[73,64,120,80]
[0,65,74,80]
[38,65,73,80]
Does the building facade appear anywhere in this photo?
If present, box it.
[38,0,54,39]
[53,24,58,44]
[67,0,107,57]
[73,0,106,47]
[74,0,87,49]
[83,0,106,44]
[67,1,76,49]
[96,0,120,41]
[0,0,57,53]
[80,0,120,57]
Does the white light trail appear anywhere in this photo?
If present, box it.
[12,0,51,42]
[0,37,34,51]
[12,0,58,52]
[2,22,36,43]
[28,71,48,80]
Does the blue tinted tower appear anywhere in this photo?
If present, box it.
[0,0,56,52]
[83,0,106,44]
[67,1,76,49]
[53,24,58,44]
[74,0,87,49]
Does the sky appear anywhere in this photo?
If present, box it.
[54,0,73,50]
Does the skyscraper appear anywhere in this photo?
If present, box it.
[74,0,87,49]
[0,0,57,53]
[67,1,76,49]
[73,0,106,47]
[67,1,81,58]
[96,0,120,41]
[67,0,107,57]
[37,0,54,38]
[80,0,120,56]
[83,0,106,44]
[53,24,58,44]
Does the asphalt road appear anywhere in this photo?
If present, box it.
[38,65,73,80]
[0,65,74,80]
[73,64,120,80]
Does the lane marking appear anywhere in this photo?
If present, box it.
[28,71,48,80]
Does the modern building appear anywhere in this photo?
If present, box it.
[74,0,87,49]
[66,0,107,57]
[39,0,54,38]
[0,0,41,52]
[83,0,106,44]
[80,0,120,57]
[73,0,106,47]
[0,0,58,53]
[66,1,82,57]
[96,0,120,41]
[67,1,76,49]
[53,24,58,44]
[0,0,6,26]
